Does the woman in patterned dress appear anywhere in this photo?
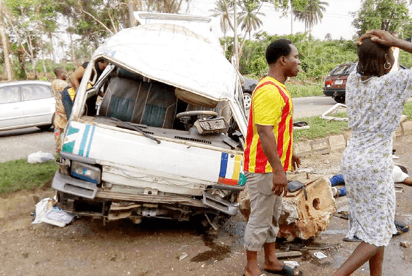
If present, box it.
[333,30,412,276]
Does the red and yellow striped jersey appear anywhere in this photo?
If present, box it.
[243,76,294,173]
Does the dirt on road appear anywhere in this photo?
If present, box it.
[1,135,412,276]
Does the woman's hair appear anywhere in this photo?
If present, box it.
[357,38,392,77]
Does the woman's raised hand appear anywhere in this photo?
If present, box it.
[356,29,398,47]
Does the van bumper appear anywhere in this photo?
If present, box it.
[52,171,99,199]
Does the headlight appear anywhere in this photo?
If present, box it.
[71,161,101,184]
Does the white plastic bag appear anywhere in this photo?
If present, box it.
[27,151,55,164]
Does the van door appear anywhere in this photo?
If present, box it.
[0,85,24,130]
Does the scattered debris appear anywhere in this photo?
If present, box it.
[278,177,337,241]
[343,236,361,242]
[293,121,310,130]
[283,242,341,251]
[334,211,349,220]
[320,103,347,121]
[276,251,302,259]
[32,198,74,227]
[283,261,299,269]
[395,185,404,193]
[179,252,188,260]
[394,221,409,235]
[238,177,337,241]
[314,252,327,259]
[400,241,410,248]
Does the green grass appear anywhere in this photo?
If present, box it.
[403,101,412,119]
[286,83,324,97]
[294,114,349,141]
[0,159,58,194]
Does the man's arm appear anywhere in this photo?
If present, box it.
[256,124,287,196]
[69,66,85,90]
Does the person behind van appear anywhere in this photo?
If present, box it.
[63,59,108,120]
[242,39,302,276]
[51,67,69,152]
[69,59,108,90]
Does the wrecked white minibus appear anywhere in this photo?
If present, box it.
[51,16,248,228]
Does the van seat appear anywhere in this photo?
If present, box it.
[99,75,177,128]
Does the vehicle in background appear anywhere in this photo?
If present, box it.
[323,62,356,104]
[241,77,258,110]
[0,81,54,131]
[324,58,406,104]
[51,13,247,230]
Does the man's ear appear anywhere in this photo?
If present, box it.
[280,56,287,65]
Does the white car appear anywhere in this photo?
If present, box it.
[0,80,55,131]
[52,13,248,229]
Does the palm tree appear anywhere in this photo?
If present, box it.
[293,0,328,33]
[209,0,235,38]
[238,0,265,40]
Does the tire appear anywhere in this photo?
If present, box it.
[38,124,52,131]
[38,113,54,131]
[243,92,252,110]
[334,96,345,104]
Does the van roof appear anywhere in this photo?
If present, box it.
[92,23,240,102]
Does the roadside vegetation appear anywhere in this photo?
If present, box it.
[0,159,57,194]
[294,113,348,141]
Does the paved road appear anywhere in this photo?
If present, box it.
[0,96,337,163]
[293,95,337,119]
[0,127,55,162]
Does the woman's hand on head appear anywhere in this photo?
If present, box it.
[356,29,398,47]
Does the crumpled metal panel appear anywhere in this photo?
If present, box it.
[238,176,337,241]
[93,24,239,102]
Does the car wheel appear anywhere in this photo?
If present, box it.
[243,93,252,110]
[38,124,52,131]
[334,96,345,104]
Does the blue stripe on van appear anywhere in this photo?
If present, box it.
[86,126,95,158]
[219,152,228,178]
[79,124,90,156]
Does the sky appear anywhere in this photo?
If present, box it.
[187,0,362,40]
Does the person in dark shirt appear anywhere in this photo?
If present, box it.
[62,59,108,119]
[69,59,108,90]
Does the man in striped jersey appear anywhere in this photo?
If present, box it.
[243,39,302,276]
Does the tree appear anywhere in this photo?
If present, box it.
[210,0,269,69]
[0,0,13,80]
[293,0,328,33]
[238,0,265,40]
[209,0,234,39]
[4,0,44,79]
[352,0,410,38]
[141,0,192,13]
